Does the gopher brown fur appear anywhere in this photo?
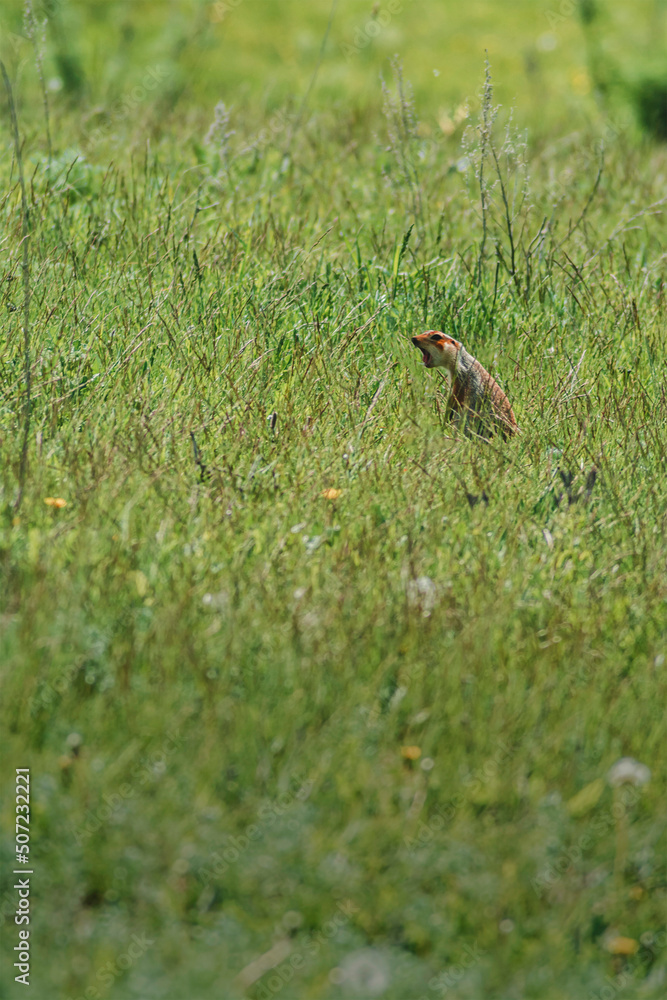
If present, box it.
[411,330,518,439]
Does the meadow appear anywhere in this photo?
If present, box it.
[0,1,666,998]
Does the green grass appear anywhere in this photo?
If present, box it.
[1,2,667,998]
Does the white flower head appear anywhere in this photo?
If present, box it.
[407,576,437,618]
[339,948,390,996]
[607,757,651,788]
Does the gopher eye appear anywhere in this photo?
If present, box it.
[429,334,441,342]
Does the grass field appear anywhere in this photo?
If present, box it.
[1,1,667,998]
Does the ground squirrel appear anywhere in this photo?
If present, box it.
[411,331,518,440]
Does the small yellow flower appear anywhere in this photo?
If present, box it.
[571,70,590,95]
[44,497,67,508]
[605,936,639,956]
[321,488,342,500]
[401,745,422,761]
[438,115,455,137]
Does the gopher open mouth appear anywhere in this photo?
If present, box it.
[411,336,434,369]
